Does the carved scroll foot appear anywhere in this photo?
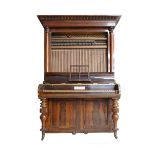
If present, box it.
[40,98,48,141]
[112,99,119,139]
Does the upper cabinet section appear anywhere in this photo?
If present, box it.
[37,15,121,29]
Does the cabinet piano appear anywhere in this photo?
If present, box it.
[37,15,121,140]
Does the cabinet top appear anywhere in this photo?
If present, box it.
[37,15,121,29]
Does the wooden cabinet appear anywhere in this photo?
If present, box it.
[44,99,113,133]
[37,15,121,140]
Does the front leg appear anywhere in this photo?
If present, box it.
[112,99,119,139]
[41,130,45,140]
[40,98,48,140]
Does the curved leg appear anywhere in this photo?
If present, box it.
[40,98,48,141]
[112,99,119,139]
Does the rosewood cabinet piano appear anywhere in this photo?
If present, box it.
[37,15,121,140]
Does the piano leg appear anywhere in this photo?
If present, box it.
[41,130,45,140]
[40,98,48,141]
[112,99,119,139]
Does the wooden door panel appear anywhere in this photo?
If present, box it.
[76,102,84,130]
[84,99,113,131]
[48,99,77,130]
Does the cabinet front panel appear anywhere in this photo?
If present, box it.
[84,99,113,132]
[48,99,77,130]
[46,99,113,132]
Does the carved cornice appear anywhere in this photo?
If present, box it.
[38,15,120,21]
[37,15,121,30]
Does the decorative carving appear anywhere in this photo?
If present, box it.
[40,98,48,140]
[45,27,49,33]
[38,15,119,21]
[112,99,119,139]
[115,83,121,94]
[109,27,114,32]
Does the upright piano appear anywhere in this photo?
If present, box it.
[37,15,121,140]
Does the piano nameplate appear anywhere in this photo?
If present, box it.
[74,86,85,90]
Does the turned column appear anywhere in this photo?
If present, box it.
[40,98,48,140]
[112,99,119,139]
[109,28,114,72]
[44,27,50,72]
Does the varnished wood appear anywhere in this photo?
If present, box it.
[49,28,109,33]
[109,28,114,72]
[44,99,113,133]
[107,31,110,72]
[112,99,119,139]
[42,21,116,28]
[44,27,50,72]
[38,15,120,21]
[37,15,121,140]
[44,72,114,83]
[40,98,48,140]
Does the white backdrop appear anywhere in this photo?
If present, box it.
[0,0,155,155]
